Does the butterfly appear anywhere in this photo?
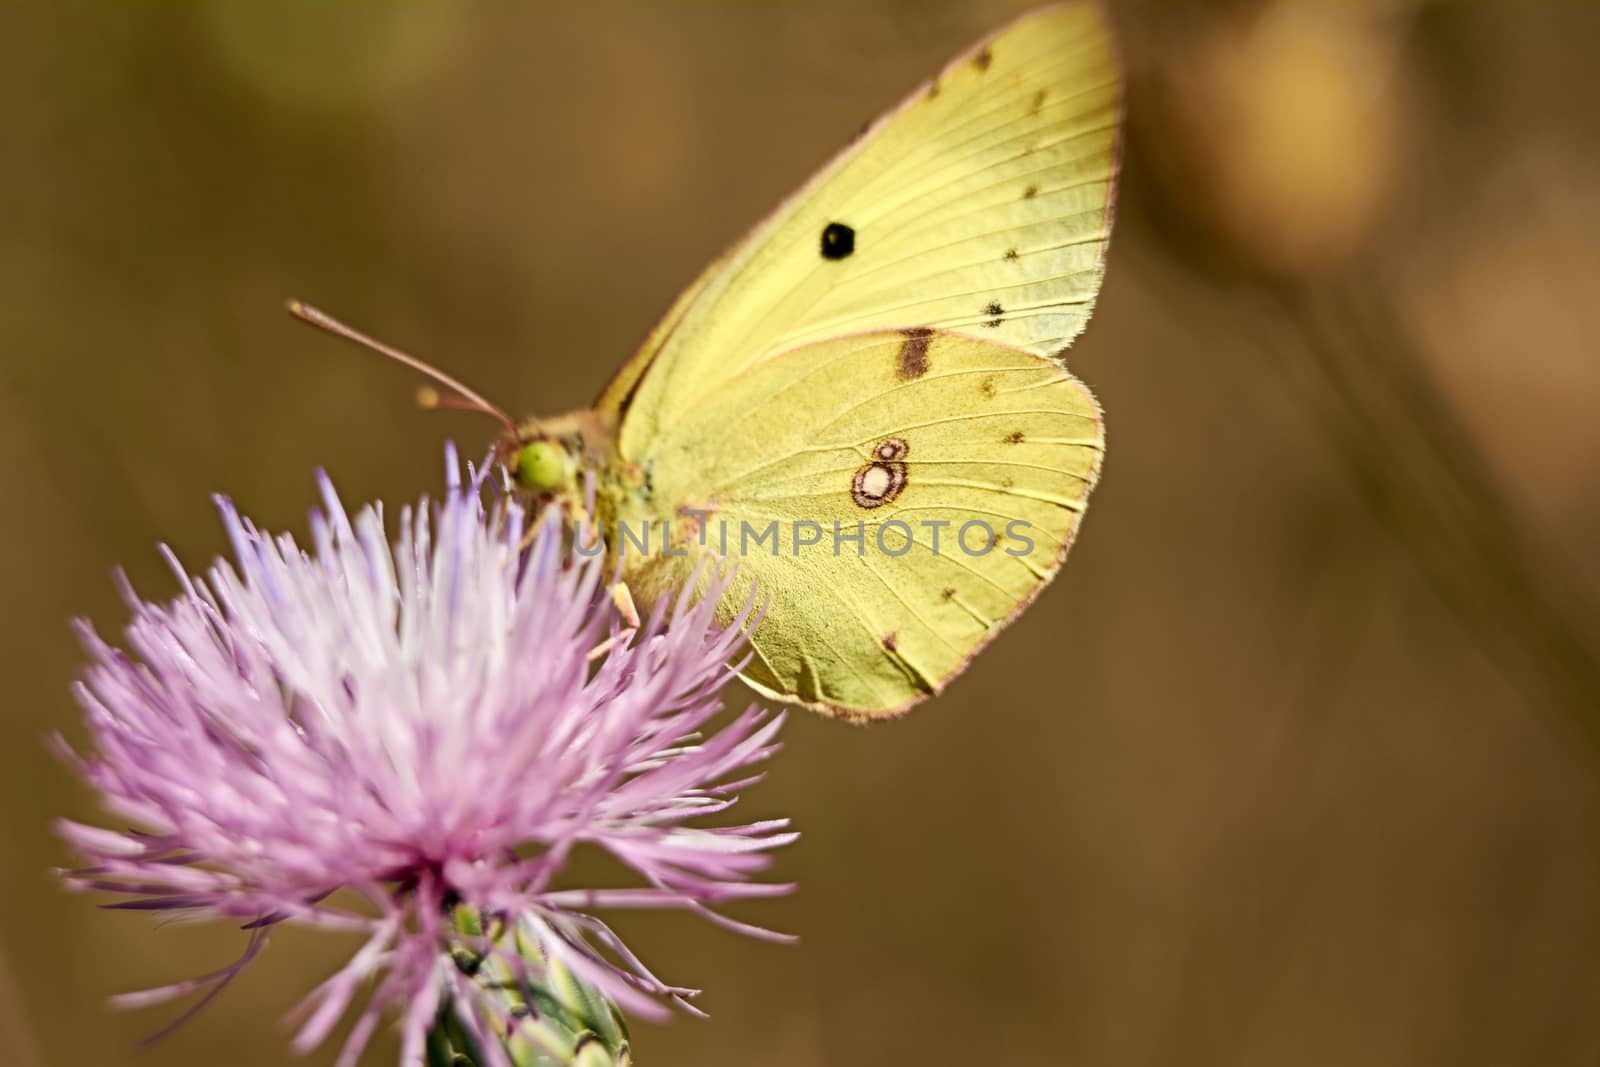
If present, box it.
[296,3,1121,721]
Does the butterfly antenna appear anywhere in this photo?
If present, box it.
[286,300,518,435]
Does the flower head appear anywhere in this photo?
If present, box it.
[58,449,793,1066]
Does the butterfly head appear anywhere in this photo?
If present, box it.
[497,409,617,511]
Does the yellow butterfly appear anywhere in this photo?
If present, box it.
[300,3,1120,720]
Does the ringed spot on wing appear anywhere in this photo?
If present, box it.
[852,437,909,509]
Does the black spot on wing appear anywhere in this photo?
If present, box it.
[1003,248,1019,262]
[1023,184,1038,200]
[973,46,993,72]
[1004,431,1025,444]
[984,301,1004,328]
[820,221,855,260]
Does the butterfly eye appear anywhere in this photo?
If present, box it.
[515,441,568,493]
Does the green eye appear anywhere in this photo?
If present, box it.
[515,441,567,492]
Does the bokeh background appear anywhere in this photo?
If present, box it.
[5,1,1600,1064]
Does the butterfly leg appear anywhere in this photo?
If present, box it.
[587,581,641,661]
[612,581,641,629]
[515,496,600,554]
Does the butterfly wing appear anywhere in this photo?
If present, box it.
[619,329,1102,719]
[606,2,1122,457]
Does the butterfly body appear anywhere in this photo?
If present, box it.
[504,3,1122,719]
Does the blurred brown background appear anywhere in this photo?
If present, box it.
[5,1,1600,1064]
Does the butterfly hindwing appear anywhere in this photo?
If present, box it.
[619,329,1102,719]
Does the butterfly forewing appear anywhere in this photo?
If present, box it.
[611,3,1120,457]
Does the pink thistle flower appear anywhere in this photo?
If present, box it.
[56,449,794,1066]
